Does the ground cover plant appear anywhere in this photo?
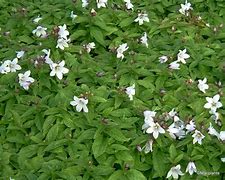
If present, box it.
[0,0,225,179]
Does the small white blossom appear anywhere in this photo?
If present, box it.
[204,94,222,113]
[18,70,35,90]
[58,24,69,39]
[3,58,21,73]
[198,78,209,93]
[168,108,177,118]
[185,120,196,133]
[134,13,149,25]
[70,96,88,112]
[221,157,225,162]
[192,130,205,145]
[42,49,53,66]
[16,50,25,59]
[146,122,165,139]
[169,61,180,70]
[140,32,148,48]
[116,43,129,60]
[219,131,225,141]
[186,162,197,175]
[208,123,219,138]
[56,38,69,50]
[32,26,47,37]
[82,0,89,8]
[159,56,168,63]
[124,0,133,10]
[96,0,107,8]
[209,110,220,124]
[177,49,190,64]
[70,11,77,20]
[33,16,42,23]
[84,42,95,53]
[144,139,153,153]
[166,164,184,179]
[179,0,192,16]
[125,84,135,100]
[144,110,156,123]
[50,60,69,80]
[0,61,10,74]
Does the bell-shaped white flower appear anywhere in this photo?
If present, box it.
[58,24,69,39]
[140,32,148,48]
[42,49,53,66]
[33,16,42,23]
[96,0,107,8]
[179,0,192,16]
[56,38,69,50]
[142,111,156,133]
[159,55,168,63]
[169,61,180,70]
[221,157,225,162]
[166,164,184,179]
[146,122,165,139]
[3,58,21,73]
[116,43,129,60]
[208,123,219,138]
[198,78,209,93]
[125,84,135,100]
[219,131,225,141]
[16,51,25,59]
[124,0,133,10]
[192,130,205,145]
[204,94,222,113]
[82,0,89,7]
[134,13,149,25]
[177,49,190,64]
[144,139,153,153]
[84,42,95,53]
[70,96,88,112]
[70,11,77,20]
[185,120,196,133]
[32,26,47,37]
[50,60,69,80]
[186,162,197,175]
[18,70,35,90]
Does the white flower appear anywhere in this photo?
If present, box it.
[219,131,225,141]
[32,26,47,37]
[168,117,186,139]
[116,43,129,60]
[144,139,153,153]
[84,42,95,53]
[124,0,133,10]
[177,49,190,64]
[96,0,107,8]
[125,84,135,101]
[169,61,180,70]
[50,60,69,80]
[221,157,225,162]
[186,162,197,175]
[146,122,165,139]
[185,120,196,133]
[192,130,205,145]
[56,38,69,50]
[70,11,77,20]
[16,50,25,58]
[144,110,156,123]
[140,32,148,48]
[33,16,42,23]
[198,78,209,93]
[208,123,219,138]
[179,0,192,16]
[82,0,89,7]
[0,61,10,74]
[70,96,88,112]
[134,13,149,25]
[168,108,177,118]
[166,164,184,179]
[58,24,69,39]
[18,70,35,90]
[3,58,21,72]
[204,94,222,113]
[159,56,168,63]
[42,49,53,66]
[209,110,220,124]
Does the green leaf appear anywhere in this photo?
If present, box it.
[126,169,146,180]
[106,128,129,142]
[90,26,105,46]
[92,132,108,158]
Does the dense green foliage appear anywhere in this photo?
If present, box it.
[0,0,225,179]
